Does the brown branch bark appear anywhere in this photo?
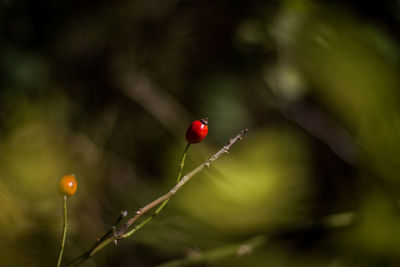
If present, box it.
[65,129,248,267]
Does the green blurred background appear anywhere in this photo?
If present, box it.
[1,0,400,266]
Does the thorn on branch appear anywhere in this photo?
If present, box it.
[135,209,143,215]
[239,129,248,139]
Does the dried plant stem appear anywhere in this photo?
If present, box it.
[121,142,191,238]
[65,129,248,267]
[57,195,68,267]
[156,235,267,267]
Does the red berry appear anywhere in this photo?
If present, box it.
[186,118,208,144]
[59,174,78,196]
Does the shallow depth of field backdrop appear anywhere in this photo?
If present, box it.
[1,0,400,266]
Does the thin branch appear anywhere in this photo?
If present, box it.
[121,74,191,137]
[121,142,191,239]
[57,195,68,267]
[177,143,190,183]
[91,210,128,251]
[156,235,267,267]
[65,129,248,267]
[283,100,358,165]
[116,129,248,238]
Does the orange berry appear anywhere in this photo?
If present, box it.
[59,174,77,196]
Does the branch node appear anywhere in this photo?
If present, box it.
[240,129,249,139]
[113,231,119,239]
[136,209,143,215]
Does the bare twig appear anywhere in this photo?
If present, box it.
[156,235,267,267]
[93,210,128,248]
[283,101,358,165]
[121,74,191,137]
[116,129,248,238]
[57,195,68,267]
[120,142,191,239]
[65,129,248,267]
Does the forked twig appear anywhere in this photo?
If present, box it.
[65,129,248,267]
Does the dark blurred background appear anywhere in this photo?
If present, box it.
[1,0,400,266]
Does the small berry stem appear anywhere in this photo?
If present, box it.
[177,142,190,183]
[122,142,191,238]
[57,195,68,267]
